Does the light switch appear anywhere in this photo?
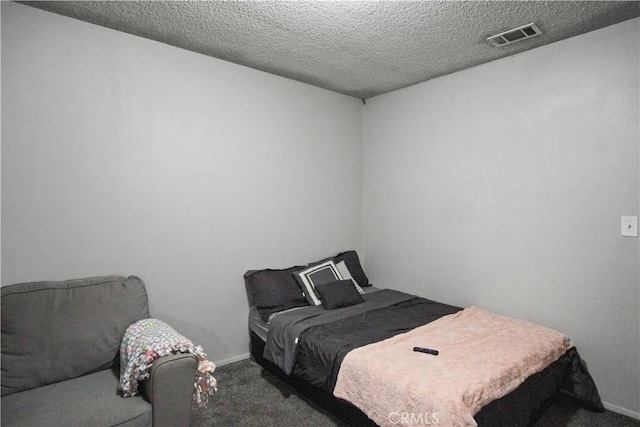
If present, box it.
[621,216,638,237]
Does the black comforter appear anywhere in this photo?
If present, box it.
[295,293,461,391]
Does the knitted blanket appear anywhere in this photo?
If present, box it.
[119,318,217,407]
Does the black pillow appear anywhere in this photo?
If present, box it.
[314,280,364,310]
[244,267,308,322]
[335,250,370,287]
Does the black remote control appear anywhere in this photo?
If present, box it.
[413,346,438,355]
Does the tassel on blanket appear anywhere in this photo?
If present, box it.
[195,359,218,407]
[119,318,217,407]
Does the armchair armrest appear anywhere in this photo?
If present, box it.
[141,353,198,427]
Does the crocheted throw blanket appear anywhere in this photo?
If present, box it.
[119,318,217,407]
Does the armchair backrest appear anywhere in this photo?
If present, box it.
[1,275,150,396]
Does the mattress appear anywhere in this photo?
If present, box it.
[249,287,604,426]
[244,251,604,426]
[248,306,269,342]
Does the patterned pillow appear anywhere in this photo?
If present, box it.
[293,260,343,305]
[335,260,365,294]
[334,250,370,287]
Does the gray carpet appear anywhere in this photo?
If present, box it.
[191,358,639,426]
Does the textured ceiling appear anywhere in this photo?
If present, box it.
[22,1,640,100]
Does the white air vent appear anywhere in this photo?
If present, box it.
[487,23,542,47]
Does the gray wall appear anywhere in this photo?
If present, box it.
[363,18,639,416]
[1,2,363,363]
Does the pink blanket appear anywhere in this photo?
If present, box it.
[333,306,570,427]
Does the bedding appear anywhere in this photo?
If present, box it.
[333,306,571,426]
[248,286,381,343]
[264,289,425,379]
[244,252,603,425]
[256,288,602,425]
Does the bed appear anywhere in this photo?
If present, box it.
[244,250,604,426]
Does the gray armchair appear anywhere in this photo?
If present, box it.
[1,275,197,427]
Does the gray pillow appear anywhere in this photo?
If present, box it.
[314,280,365,309]
[244,267,308,322]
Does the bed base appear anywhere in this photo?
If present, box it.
[250,330,570,426]
[250,330,375,425]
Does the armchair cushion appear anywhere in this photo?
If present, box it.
[1,369,152,427]
[1,275,149,396]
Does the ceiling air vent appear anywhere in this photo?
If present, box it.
[487,23,542,47]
